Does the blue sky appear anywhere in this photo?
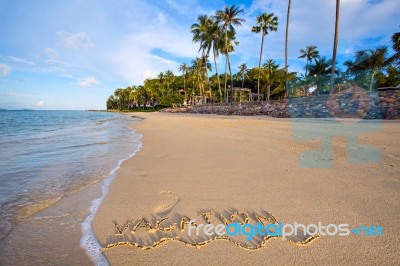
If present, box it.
[0,0,398,110]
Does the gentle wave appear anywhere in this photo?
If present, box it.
[0,111,141,242]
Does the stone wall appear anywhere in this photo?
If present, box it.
[161,89,400,119]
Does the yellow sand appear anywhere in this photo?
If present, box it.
[93,112,400,265]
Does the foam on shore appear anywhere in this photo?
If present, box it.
[80,129,143,266]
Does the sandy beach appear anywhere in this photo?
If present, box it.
[89,112,400,265]
[1,0,399,264]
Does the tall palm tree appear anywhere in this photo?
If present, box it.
[179,63,190,103]
[219,31,237,102]
[191,15,213,46]
[215,5,245,103]
[191,15,214,99]
[298,45,319,77]
[344,47,388,91]
[330,0,341,93]
[285,0,291,98]
[202,21,224,102]
[252,12,278,101]
[238,63,247,88]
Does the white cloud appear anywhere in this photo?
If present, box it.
[107,33,190,85]
[36,101,44,106]
[78,76,100,88]
[4,56,35,65]
[0,64,11,77]
[56,31,93,51]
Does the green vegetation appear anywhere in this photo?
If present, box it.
[106,4,400,111]
[252,12,278,100]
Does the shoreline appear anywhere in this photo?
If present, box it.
[80,129,142,265]
[0,114,143,265]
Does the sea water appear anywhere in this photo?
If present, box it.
[0,110,141,241]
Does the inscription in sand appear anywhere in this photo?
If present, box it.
[104,209,318,251]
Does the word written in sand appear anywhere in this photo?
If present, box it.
[104,210,318,251]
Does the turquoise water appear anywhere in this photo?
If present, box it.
[0,110,141,239]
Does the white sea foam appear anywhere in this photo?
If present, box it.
[80,130,143,266]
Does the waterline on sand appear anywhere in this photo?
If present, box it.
[80,131,143,265]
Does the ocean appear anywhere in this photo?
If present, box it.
[0,110,142,241]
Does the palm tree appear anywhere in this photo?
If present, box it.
[114,88,123,110]
[252,12,278,101]
[106,95,116,110]
[157,72,165,97]
[262,59,279,100]
[191,15,214,99]
[215,5,245,103]
[191,15,213,46]
[201,55,212,101]
[298,46,319,77]
[202,21,224,102]
[308,56,332,76]
[330,0,341,93]
[191,58,204,97]
[393,30,400,52]
[344,47,388,91]
[179,63,190,103]
[238,63,247,89]
[285,0,291,98]
[308,56,333,94]
[389,29,400,66]
[219,31,237,102]
[165,70,174,93]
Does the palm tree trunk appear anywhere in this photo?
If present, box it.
[330,0,340,94]
[224,52,228,103]
[369,71,375,92]
[213,46,222,103]
[285,0,291,98]
[242,72,245,89]
[224,28,229,103]
[192,75,195,104]
[204,60,211,104]
[257,33,265,101]
[197,72,202,98]
[227,52,234,103]
[183,74,186,104]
